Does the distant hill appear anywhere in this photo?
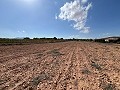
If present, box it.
[101,36,120,40]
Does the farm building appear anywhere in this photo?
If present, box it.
[103,37,120,43]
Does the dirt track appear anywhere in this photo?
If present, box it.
[0,41,120,90]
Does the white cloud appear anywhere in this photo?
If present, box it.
[57,0,92,33]
[81,0,88,4]
[22,30,25,33]
[80,27,90,33]
[55,14,58,19]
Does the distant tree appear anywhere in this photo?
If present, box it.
[73,38,75,40]
[117,38,120,43]
[53,37,57,40]
[89,39,93,41]
[60,38,63,40]
[24,37,30,40]
[94,39,105,43]
[33,38,39,40]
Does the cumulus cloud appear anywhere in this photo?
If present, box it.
[81,0,88,4]
[57,0,92,33]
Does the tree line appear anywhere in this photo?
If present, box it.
[0,37,120,46]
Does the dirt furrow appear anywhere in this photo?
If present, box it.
[6,43,72,90]
[34,45,75,90]
[0,41,120,90]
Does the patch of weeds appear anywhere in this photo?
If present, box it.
[36,53,43,59]
[104,83,116,90]
[100,82,116,90]
[99,74,116,90]
[81,69,91,74]
[31,72,51,86]
[48,49,64,56]
[91,61,102,70]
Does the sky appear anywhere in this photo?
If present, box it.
[0,0,120,39]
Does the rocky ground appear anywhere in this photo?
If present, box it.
[0,41,120,90]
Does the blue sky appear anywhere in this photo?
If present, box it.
[0,0,120,39]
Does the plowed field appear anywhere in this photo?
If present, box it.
[0,41,120,90]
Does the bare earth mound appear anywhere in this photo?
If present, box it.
[0,41,120,90]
